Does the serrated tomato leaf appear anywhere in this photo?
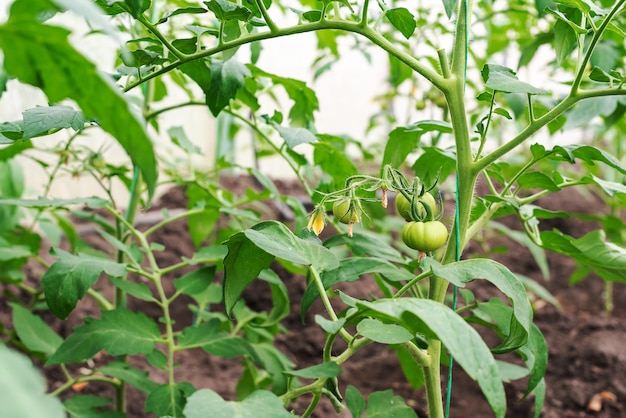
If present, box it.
[47,308,160,365]
[385,8,416,39]
[482,64,548,94]
[22,105,85,139]
[42,248,127,319]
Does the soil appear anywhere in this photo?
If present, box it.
[2,178,625,418]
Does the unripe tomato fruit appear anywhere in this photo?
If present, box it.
[401,221,448,252]
[333,198,359,224]
[395,192,437,221]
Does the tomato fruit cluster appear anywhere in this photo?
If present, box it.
[401,221,448,252]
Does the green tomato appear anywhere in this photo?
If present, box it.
[395,192,437,221]
[401,221,448,252]
[333,198,359,224]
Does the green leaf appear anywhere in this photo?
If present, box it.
[385,8,416,39]
[93,0,150,16]
[382,120,452,169]
[205,0,252,21]
[497,361,529,382]
[364,389,418,417]
[563,96,619,129]
[421,257,532,352]
[581,175,626,198]
[223,221,339,315]
[346,386,366,418]
[259,269,290,326]
[10,303,63,357]
[177,319,259,361]
[97,362,159,394]
[324,232,405,263]
[481,64,548,95]
[249,65,319,128]
[207,58,251,116]
[0,346,65,418]
[168,126,202,154]
[0,13,158,198]
[47,307,160,365]
[0,121,24,142]
[0,67,9,100]
[125,0,146,17]
[22,105,85,139]
[174,266,219,305]
[549,144,626,175]
[63,394,123,418]
[275,125,318,149]
[393,344,425,389]
[355,298,506,418]
[442,0,457,18]
[553,18,577,65]
[223,232,275,315]
[0,140,33,161]
[590,40,621,72]
[184,389,293,418]
[541,229,626,283]
[313,139,358,186]
[556,0,606,15]
[471,298,548,398]
[315,315,346,334]
[42,248,127,319]
[146,382,195,418]
[157,7,208,24]
[283,361,342,379]
[357,318,413,344]
[108,277,154,302]
[517,171,561,191]
[97,229,141,264]
[410,146,457,188]
[0,246,32,262]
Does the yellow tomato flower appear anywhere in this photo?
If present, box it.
[307,209,325,235]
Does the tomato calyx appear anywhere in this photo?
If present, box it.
[395,191,440,222]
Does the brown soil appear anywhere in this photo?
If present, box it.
[2,179,625,418]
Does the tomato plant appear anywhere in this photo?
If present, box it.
[0,0,625,418]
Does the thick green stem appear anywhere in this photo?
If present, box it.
[424,341,444,418]
[424,5,473,416]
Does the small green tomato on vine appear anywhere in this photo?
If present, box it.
[332,197,360,237]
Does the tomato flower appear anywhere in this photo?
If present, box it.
[307,208,325,235]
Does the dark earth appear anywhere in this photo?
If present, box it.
[1,178,625,418]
